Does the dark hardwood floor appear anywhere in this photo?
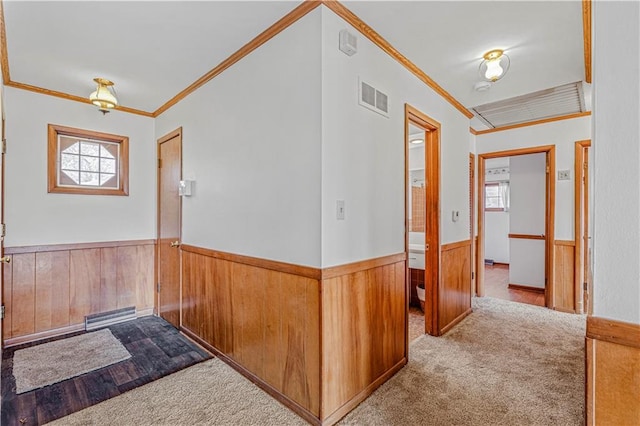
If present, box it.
[1,316,211,425]
[484,264,545,307]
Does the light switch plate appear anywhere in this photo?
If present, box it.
[336,200,345,220]
[558,170,571,181]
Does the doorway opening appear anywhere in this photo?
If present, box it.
[477,146,556,308]
[157,128,183,329]
[405,104,440,339]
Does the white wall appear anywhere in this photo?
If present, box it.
[4,87,155,246]
[484,157,510,263]
[476,115,591,240]
[155,9,322,267]
[509,153,546,288]
[321,7,471,267]
[592,1,640,323]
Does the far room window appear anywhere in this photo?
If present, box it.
[48,124,129,196]
[485,182,509,211]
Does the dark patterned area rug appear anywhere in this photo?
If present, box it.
[1,316,211,425]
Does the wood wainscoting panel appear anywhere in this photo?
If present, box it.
[586,317,640,425]
[321,258,406,419]
[11,253,36,337]
[35,251,71,332]
[69,248,101,324]
[2,257,13,339]
[117,245,155,311]
[439,240,472,334]
[553,240,575,313]
[181,247,321,417]
[3,241,155,346]
[100,247,119,312]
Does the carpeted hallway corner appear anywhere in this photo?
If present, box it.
[340,297,586,425]
[51,297,586,425]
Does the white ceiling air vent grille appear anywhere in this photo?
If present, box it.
[472,82,585,128]
[359,78,389,118]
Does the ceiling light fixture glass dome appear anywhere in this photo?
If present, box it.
[479,49,510,83]
[89,78,118,114]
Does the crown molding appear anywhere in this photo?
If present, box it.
[583,0,592,84]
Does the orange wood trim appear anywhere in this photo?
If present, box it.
[47,124,130,196]
[4,306,154,347]
[586,316,640,349]
[508,233,545,240]
[4,239,155,254]
[586,337,595,426]
[320,253,405,280]
[181,326,322,426]
[478,144,555,308]
[583,0,592,84]
[440,239,471,252]
[0,0,9,83]
[477,154,486,297]
[405,104,441,336]
[480,144,556,159]
[180,244,322,280]
[475,112,592,135]
[492,262,509,266]
[469,127,479,135]
[4,81,154,117]
[575,139,591,315]
[555,240,576,246]
[321,358,406,425]
[153,1,322,117]
[508,283,546,294]
[157,127,182,144]
[4,323,85,347]
[547,146,557,309]
[324,1,473,120]
[439,307,472,335]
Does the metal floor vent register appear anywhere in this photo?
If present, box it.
[85,306,137,331]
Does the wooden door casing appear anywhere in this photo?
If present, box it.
[157,128,182,328]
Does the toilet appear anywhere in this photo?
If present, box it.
[416,283,425,312]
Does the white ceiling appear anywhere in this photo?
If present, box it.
[3,1,588,120]
[344,1,586,109]
[3,1,297,112]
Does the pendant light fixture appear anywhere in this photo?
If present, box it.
[89,78,118,114]
[479,49,510,83]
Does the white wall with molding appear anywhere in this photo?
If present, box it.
[592,1,640,324]
[4,87,156,246]
[155,9,322,267]
[476,115,591,240]
[321,7,471,267]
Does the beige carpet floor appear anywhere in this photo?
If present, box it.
[51,297,585,425]
[13,328,130,394]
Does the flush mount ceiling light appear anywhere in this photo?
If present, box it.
[410,138,424,144]
[89,78,118,114]
[479,49,510,83]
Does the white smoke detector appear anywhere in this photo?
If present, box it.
[474,81,492,92]
[339,29,357,56]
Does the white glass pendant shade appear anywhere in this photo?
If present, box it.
[89,78,118,113]
[479,50,510,83]
[484,59,504,81]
